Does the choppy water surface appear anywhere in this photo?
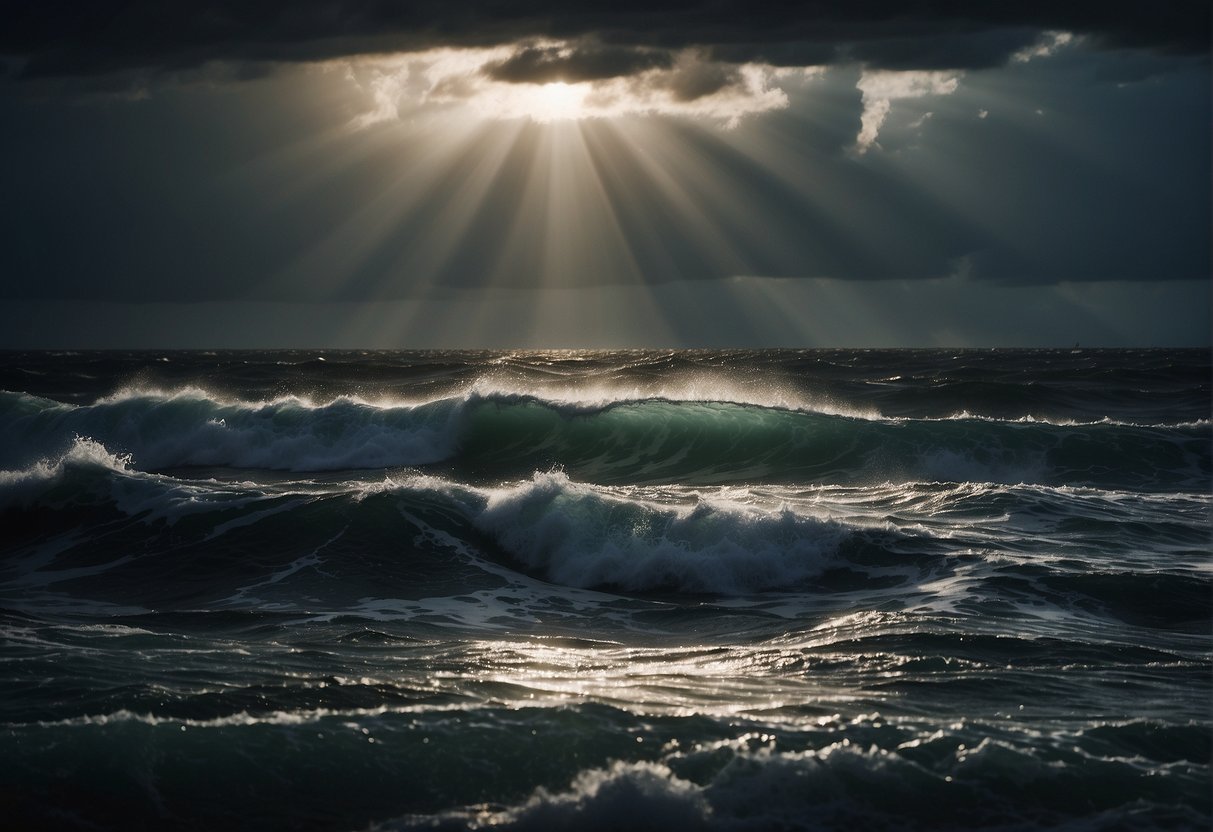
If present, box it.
[1,349,1209,830]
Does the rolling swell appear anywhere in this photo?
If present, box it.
[3,439,1207,631]
[454,397,1209,489]
[0,388,462,472]
[0,445,921,601]
[1,388,1207,490]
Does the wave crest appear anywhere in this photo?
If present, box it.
[473,472,847,593]
[0,435,131,495]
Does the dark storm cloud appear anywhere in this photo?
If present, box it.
[4,1,1208,80]
[841,29,1044,70]
[662,59,740,102]
[485,44,674,84]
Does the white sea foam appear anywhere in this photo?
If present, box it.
[0,435,131,499]
[0,436,313,524]
[372,737,1072,832]
[937,410,1212,429]
[458,372,886,420]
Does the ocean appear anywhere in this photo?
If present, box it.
[1,348,1209,831]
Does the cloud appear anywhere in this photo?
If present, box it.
[854,69,961,153]
[4,2,1207,80]
[842,29,1043,71]
[484,43,674,84]
[344,59,411,129]
[1012,31,1078,63]
[342,48,799,127]
[661,54,742,102]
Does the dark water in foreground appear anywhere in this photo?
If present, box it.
[1,349,1209,830]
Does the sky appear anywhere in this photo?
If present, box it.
[1,1,1209,348]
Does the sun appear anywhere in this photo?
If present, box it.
[458,76,594,123]
[523,81,589,123]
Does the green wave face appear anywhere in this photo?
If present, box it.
[452,398,1209,490]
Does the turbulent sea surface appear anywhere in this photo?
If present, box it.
[1,349,1209,831]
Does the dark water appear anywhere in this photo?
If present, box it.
[1,349,1209,831]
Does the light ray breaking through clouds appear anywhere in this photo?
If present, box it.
[0,2,1207,346]
[338,46,803,129]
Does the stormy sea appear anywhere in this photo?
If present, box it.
[1,348,1209,831]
